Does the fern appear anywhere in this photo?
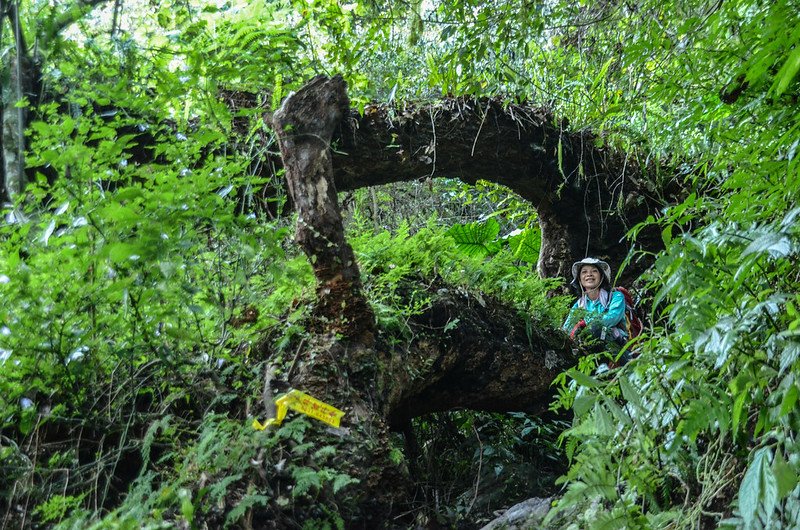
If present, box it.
[313,445,337,460]
[291,466,323,498]
[205,474,243,507]
[231,24,269,51]
[141,415,173,470]
[332,473,359,494]
[594,511,632,530]
[224,493,269,529]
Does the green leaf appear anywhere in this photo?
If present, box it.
[732,390,749,435]
[573,394,596,417]
[19,408,35,436]
[508,227,541,263]
[779,341,800,375]
[114,186,145,201]
[291,466,322,497]
[779,382,798,417]
[106,242,142,263]
[592,401,616,437]
[567,368,601,388]
[742,231,791,258]
[557,137,564,178]
[661,225,673,246]
[446,218,501,257]
[332,473,359,494]
[590,57,615,93]
[619,375,643,412]
[225,493,269,528]
[178,488,194,522]
[100,203,140,223]
[739,447,778,526]
[41,220,56,245]
[603,397,631,427]
[772,451,798,499]
[771,44,800,96]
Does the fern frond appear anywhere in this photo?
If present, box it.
[141,415,173,470]
[291,466,322,497]
[225,493,269,529]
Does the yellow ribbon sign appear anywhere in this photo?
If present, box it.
[252,389,345,430]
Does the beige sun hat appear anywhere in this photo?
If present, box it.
[571,257,612,286]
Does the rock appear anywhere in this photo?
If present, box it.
[479,497,553,530]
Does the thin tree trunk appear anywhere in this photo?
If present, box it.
[272,75,375,345]
[1,0,112,202]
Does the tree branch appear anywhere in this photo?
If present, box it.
[45,0,113,45]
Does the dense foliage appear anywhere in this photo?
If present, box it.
[1,0,799,528]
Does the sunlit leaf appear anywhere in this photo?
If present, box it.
[446,218,501,257]
[771,44,800,96]
[567,368,600,389]
[41,220,56,245]
[742,231,792,258]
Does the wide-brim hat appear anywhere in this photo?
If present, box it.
[571,257,612,285]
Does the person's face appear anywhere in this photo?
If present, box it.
[579,265,602,290]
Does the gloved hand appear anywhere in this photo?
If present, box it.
[570,319,587,339]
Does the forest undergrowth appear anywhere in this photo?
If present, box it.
[2,0,800,528]
[0,154,568,528]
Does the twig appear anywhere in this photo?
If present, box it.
[262,363,276,419]
[471,100,491,157]
[465,424,484,516]
[286,337,306,381]
[429,108,437,177]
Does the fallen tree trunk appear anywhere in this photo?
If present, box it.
[328,98,673,281]
[385,281,571,428]
[270,75,576,525]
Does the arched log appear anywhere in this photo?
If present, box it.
[328,98,668,281]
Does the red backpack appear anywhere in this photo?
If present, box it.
[613,286,643,339]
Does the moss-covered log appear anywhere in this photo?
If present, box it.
[328,97,671,281]
[270,75,576,526]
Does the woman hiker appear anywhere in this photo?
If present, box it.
[563,257,629,356]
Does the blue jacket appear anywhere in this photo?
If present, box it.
[563,289,628,339]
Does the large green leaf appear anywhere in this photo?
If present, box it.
[445,218,501,257]
[739,447,778,527]
[507,227,541,264]
[771,41,800,96]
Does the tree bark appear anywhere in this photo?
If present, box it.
[1,1,38,202]
[270,76,406,526]
[271,75,375,345]
[328,98,670,282]
[384,281,573,428]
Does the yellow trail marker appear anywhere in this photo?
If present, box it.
[252,389,345,430]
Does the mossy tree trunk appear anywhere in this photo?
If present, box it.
[271,75,404,525]
[325,97,674,283]
[270,75,577,525]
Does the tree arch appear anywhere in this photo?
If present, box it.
[326,95,671,282]
[267,75,664,522]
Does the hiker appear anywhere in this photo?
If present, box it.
[562,257,628,349]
